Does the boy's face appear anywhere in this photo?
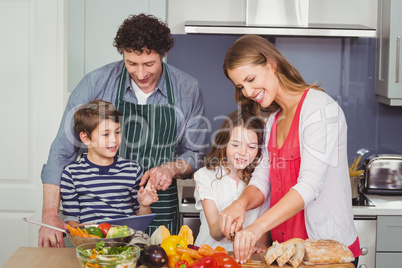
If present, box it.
[86,119,121,164]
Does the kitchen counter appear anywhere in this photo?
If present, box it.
[178,178,402,217]
[353,194,402,216]
[3,247,81,268]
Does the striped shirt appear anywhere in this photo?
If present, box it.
[60,155,143,223]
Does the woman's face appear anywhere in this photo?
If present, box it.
[228,62,279,108]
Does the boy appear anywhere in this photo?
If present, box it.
[60,100,158,226]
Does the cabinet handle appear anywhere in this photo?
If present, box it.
[397,36,400,83]
[361,247,368,255]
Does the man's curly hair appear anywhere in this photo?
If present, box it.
[113,13,174,56]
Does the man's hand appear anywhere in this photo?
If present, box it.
[140,165,174,191]
[139,160,192,191]
[218,199,247,240]
[38,183,67,248]
[38,213,67,248]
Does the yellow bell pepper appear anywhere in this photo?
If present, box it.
[161,235,188,256]
[168,254,181,268]
[180,252,195,265]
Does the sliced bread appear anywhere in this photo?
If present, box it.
[264,241,286,265]
[281,237,304,248]
[288,241,305,268]
[276,243,296,267]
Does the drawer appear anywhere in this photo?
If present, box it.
[377,216,402,251]
[376,253,402,267]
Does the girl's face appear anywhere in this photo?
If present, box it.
[226,125,259,174]
[228,62,279,108]
[85,119,121,164]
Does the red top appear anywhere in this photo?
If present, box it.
[267,89,362,258]
[268,89,309,243]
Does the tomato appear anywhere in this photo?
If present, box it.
[97,222,112,237]
[210,252,240,268]
[84,226,104,238]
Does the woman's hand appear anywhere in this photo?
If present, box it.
[233,224,262,263]
[218,199,247,240]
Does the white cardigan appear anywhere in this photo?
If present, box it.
[249,89,358,247]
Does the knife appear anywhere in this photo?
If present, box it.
[230,232,235,242]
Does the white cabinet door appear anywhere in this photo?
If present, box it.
[0,0,65,265]
[375,0,402,105]
[68,0,167,91]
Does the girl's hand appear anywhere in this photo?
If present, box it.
[138,181,158,207]
[233,225,262,264]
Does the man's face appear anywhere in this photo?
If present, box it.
[123,50,164,94]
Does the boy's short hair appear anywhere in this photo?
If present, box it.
[74,100,123,139]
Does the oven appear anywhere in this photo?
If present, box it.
[354,215,377,268]
[178,180,200,239]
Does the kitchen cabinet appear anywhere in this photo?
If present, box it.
[181,0,377,37]
[376,216,402,267]
[68,0,166,92]
[354,217,377,268]
[375,0,402,105]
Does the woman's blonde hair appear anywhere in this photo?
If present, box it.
[223,35,323,116]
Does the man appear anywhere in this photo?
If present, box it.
[39,13,207,247]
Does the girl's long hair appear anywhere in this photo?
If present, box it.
[203,110,264,184]
[223,35,323,117]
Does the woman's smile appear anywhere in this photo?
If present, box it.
[228,62,278,108]
[254,90,265,103]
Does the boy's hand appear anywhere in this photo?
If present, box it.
[138,181,158,207]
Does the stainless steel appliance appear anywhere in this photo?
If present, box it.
[178,184,200,239]
[353,193,375,207]
[354,216,377,268]
[363,154,402,195]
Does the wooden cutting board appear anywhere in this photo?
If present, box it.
[242,252,355,268]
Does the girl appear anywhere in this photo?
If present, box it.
[194,110,269,251]
[219,35,361,267]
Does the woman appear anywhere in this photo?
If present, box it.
[218,35,361,265]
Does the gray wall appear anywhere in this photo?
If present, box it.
[167,34,402,160]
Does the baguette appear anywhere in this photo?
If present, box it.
[276,244,296,267]
[302,239,355,265]
[264,241,285,265]
[288,241,305,268]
